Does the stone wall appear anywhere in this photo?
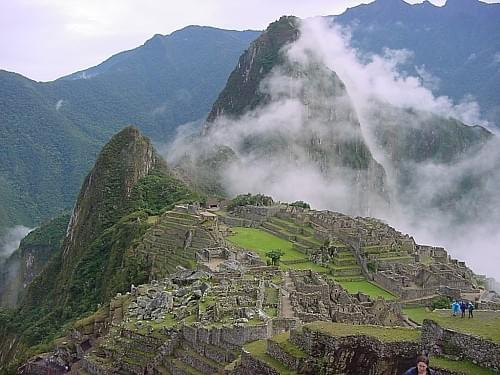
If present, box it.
[373,272,403,296]
[234,350,281,375]
[401,288,438,301]
[422,319,500,371]
[182,323,269,349]
[232,206,281,224]
[289,326,422,374]
[269,318,299,336]
[266,340,304,371]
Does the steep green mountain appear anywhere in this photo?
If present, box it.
[333,0,500,127]
[0,26,259,234]
[0,71,100,233]
[0,127,199,370]
[206,18,299,123]
[201,16,388,213]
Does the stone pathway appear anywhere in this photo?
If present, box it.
[281,272,295,318]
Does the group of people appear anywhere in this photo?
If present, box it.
[451,300,475,318]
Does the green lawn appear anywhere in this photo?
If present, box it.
[403,307,500,343]
[306,321,420,342]
[431,356,499,375]
[335,280,397,300]
[227,227,306,261]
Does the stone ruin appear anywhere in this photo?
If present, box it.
[287,270,405,326]
[226,204,489,304]
[18,203,500,375]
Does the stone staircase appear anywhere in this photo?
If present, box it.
[329,247,363,278]
[362,245,415,265]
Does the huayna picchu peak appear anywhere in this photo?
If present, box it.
[199,16,389,215]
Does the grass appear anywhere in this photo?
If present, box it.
[265,307,278,317]
[150,313,177,329]
[227,227,307,261]
[431,356,499,375]
[403,307,500,343]
[281,261,329,273]
[147,215,159,224]
[270,332,307,358]
[243,340,297,374]
[265,287,279,304]
[335,280,397,300]
[306,321,420,342]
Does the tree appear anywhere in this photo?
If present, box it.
[265,249,285,266]
[290,200,310,209]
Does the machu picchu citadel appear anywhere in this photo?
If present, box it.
[19,201,500,375]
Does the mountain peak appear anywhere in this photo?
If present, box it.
[204,16,299,126]
[61,126,164,263]
[373,0,411,8]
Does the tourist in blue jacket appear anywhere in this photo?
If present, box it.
[403,355,435,375]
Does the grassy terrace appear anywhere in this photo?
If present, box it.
[403,307,500,343]
[306,321,420,342]
[227,227,306,261]
[227,227,331,273]
[243,340,297,375]
[431,356,499,375]
[335,280,397,300]
[270,331,307,359]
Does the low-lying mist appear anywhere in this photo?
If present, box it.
[164,17,500,280]
[0,225,33,261]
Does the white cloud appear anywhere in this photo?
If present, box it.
[167,16,500,279]
[0,226,33,258]
[6,0,500,81]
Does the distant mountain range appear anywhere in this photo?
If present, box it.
[334,0,500,127]
[0,27,259,233]
[1,0,499,236]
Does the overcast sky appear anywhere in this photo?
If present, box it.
[1,0,499,81]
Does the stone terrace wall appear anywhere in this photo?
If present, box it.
[234,350,281,375]
[182,323,269,349]
[289,326,422,374]
[422,319,500,372]
[232,206,281,224]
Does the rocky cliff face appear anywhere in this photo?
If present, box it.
[205,17,299,126]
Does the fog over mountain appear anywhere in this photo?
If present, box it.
[166,17,500,279]
[0,226,33,260]
[333,0,500,128]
